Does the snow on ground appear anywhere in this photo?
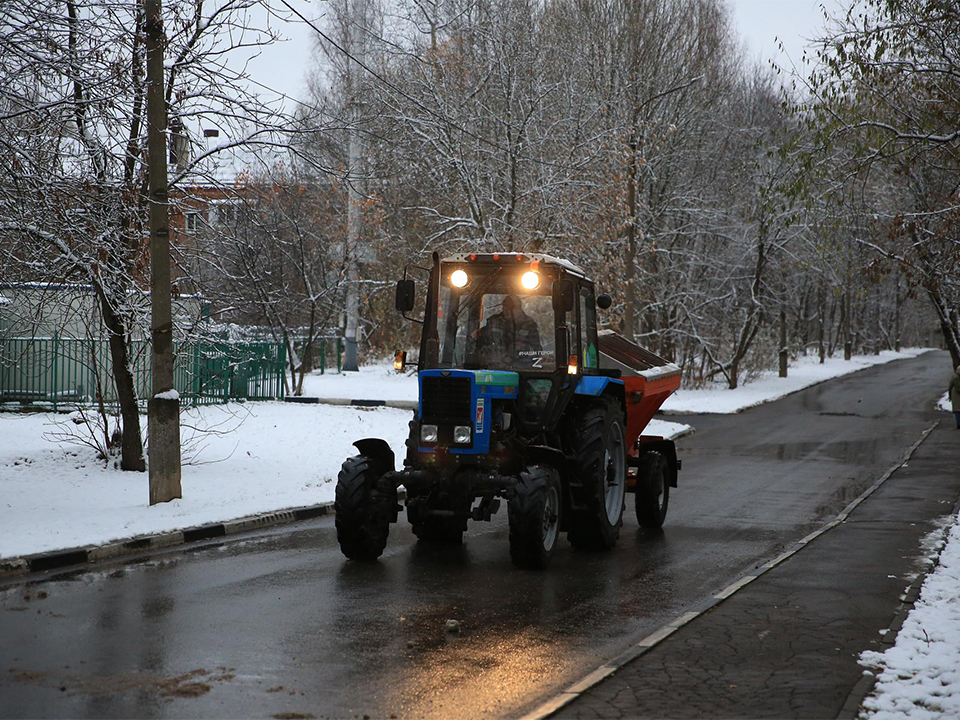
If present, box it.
[936,393,951,413]
[859,513,960,719]
[0,402,691,559]
[300,364,418,402]
[0,402,410,559]
[661,349,931,414]
[299,349,931,416]
[0,347,931,559]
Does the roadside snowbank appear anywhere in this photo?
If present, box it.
[661,349,931,414]
[0,404,690,560]
[936,393,951,413]
[0,403,409,559]
[859,513,960,719]
[299,350,931,416]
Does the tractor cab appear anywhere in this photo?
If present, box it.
[397,252,613,442]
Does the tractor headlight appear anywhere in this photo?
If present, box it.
[450,269,469,288]
[453,425,472,444]
[420,424,439,443]
[520,270,540,290]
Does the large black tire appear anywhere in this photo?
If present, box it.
[566,399,627,550]
[635,451,669,529]
[508,465,562,569]
[335,455,393,560]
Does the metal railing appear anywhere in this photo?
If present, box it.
[0,336,287,410]
[313,336,344,375]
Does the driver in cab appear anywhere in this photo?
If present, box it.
[476,294,543,368]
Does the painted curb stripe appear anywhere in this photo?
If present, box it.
[518,420,940,720]
[1,502,338,580]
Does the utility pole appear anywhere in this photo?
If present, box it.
[145,0,181,504]
[342,0,366,372]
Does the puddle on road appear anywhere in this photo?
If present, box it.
[731,438,883,463]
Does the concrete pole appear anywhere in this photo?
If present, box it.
[145,0,181,504]
[342,0,366,373]
[343,129,361,372]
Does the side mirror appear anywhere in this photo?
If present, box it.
[552,279,576,314]
[597,293,612,310]
[394,350,406,372]
[395,279,415,313]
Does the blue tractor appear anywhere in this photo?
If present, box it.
[335,252,681,568]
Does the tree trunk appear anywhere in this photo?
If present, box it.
[843,292,852,361]
[96,283,145,471]
[894,274,902,352]
[623,134,639,339]
[779,308,788,377]
[818,281,826,364]
[929,288,960,369]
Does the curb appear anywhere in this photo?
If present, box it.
[0,503,335,581]
[838,492,960,719]
[285,397,417,410]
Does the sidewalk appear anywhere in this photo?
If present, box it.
[545,420,960,719]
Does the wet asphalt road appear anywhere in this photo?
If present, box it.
[0,351,952,720]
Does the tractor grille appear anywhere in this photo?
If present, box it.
[421,376,472,424]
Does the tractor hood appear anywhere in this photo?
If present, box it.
[417,369,520,455]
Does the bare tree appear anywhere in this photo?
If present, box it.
[0,0,301,468]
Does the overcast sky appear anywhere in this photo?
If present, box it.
[237,0,844,112]
[731,0,840,70]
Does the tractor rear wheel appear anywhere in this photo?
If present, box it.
[508,465,561,569]
[635,450,669,528]
[566,399,627,550]
[335,455,394,560]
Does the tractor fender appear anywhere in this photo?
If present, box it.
[523,444,567,473]
[574,375,625,414]
[352,438,396,474]
[636,439,679,488]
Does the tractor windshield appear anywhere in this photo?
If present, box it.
[435,264,557,371]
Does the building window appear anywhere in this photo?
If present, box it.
[214,202,239,226]
[184,211,199,233]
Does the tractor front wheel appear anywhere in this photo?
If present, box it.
[635,451,669,529]
[335,455,394,560]
[566,399,627,550]
[508,465,562,569]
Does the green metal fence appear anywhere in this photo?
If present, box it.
[314,336,344,375]
[0,337,287,410]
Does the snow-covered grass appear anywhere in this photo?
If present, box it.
[859,513,960,719]
[0,402,690,560]
[300,364,418,401]
[0,403,410,559]
[661,349,931,415]
[299,350,932,416]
